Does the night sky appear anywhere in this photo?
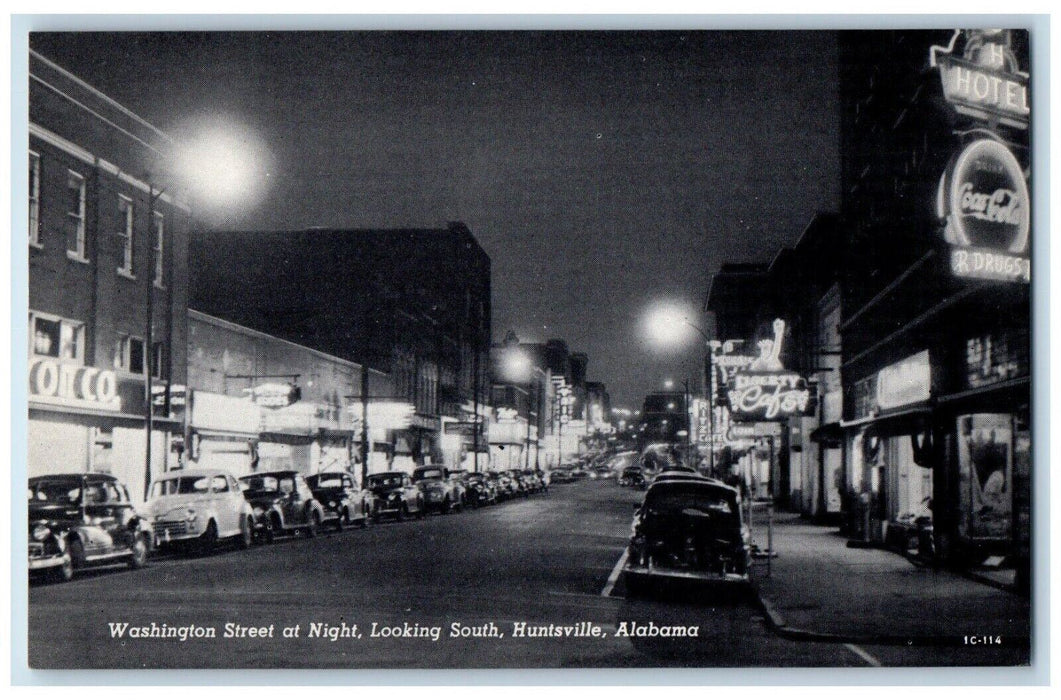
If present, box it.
[29,30,840,409]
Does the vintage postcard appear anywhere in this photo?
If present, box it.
[17,22,1040,676]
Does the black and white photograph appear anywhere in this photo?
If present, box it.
[14,17,1044,677]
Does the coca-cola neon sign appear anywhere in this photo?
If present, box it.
[939,138,1030,283]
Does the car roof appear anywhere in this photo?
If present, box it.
[240,470,299,478]
[155,469,235,479]
[646,477,739,496]
[30,472,117,482]
[369,471,406,478]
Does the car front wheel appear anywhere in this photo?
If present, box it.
[238,516,253,549]
[304,511,321,538]
[199,521,219,554]
[127,533,149,569]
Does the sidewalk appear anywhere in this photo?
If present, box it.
[749,511,1031,645]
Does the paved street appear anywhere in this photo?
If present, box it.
[28,479,1027,669]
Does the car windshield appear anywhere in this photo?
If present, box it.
[369,475,402,488]
[414,469,444,481]
[310,474,346,489]
[29,480,81,505]
[150,476,211,497]
[646,487,735,516]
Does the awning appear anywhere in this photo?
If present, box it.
[936,376,1030,409]
[809,422,842,447]
[840,403,933,438]
[258,431,316,445]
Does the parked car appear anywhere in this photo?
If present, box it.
[623,477,750,596]
[239,471,326,541]
[521,469,545,493]
[609,451,640,484]
[413,466,462,514]
[366,471,425,520]
[618,465,645,488]
[28,473,152,583]
[489,470,517,499]
[549,465,574,484]
[444,469,469,508]
[148,468,255,552]
[305,471,374,530]
[459,472,497,507]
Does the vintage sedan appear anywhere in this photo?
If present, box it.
[623,477,750,596]
[239,471,326,541]
[148,469,255,552]
[305,471,374,530]
[28,473,152,583]
[413,466,462,514]
[458,471,497,507]
[367,471,425,520]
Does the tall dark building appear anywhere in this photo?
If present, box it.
[189,222,490,467]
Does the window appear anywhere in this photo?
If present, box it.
[117,195,134,276]
[65,171,86,260]
[114,335,145,374]
[30,312,84,362]
[29,152,40,246]
[211,476,229,493]
[152,211,164,287]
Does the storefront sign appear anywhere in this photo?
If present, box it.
[727,372,813,421]
[939,138,1029,283]
[245,382,301,409]
[495,407,521,423]
[29,358,120,411]
[930,30,1029,129]
[728,422,782,440]
[876,350,931,410]
[444,421,482,437]
[727,319,814,421]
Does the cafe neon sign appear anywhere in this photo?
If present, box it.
[726,320,814,422]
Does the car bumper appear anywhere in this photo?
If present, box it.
[154,520,202,544]
[28,552,68,571]
[623,563,749,584]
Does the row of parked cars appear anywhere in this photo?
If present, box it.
[28,464,550,583]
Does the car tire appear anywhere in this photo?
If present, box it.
[416,499,426,519]
[238,516,253,549]
[68,537,86,570]
[398,504,410,522]
[304,511,321,538]
[334,509,346,532]
[200,520,219,554]
[53,553,74,583]
[360,502,372,529]
[128,532,149,569]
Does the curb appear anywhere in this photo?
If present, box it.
[749,580,1030,648]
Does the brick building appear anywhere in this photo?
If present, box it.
[28,50,189,501]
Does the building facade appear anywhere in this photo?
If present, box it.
[186,310,392,479]
[28,50,189,502]
[189,223,491,473]
[837,30,1031,583]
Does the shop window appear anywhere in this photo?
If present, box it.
[153,211,165,287]
[29,152,41,247]
[30,312,84,362]
[117,195,135,277]
[115,335,145,374]
[65,170,87,261]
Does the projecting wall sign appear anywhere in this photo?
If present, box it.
[939,138,1030,283]
[930,29,1029,130]
[726,320,815,422]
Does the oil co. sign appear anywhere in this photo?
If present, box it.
[29,358,121,411]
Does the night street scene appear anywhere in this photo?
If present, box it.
[22,28,1036,673]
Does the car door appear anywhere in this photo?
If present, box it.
[80,479,118,554]
[207,475,234,536]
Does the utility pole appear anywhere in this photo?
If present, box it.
[143,183,163,501]
[472,329,480,473]
[360,365,370,487]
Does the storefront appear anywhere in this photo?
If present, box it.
[29,357,182,503]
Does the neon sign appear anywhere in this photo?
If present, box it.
[939,138,1030,283]
[726,319,815,421]
[930,30,1029,129]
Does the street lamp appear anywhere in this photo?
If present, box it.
[643,302,717,474]
[142,121,267,496]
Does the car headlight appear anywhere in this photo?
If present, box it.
[328,501,337,508]
[184,508,198,522]
[32,524,51,542]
